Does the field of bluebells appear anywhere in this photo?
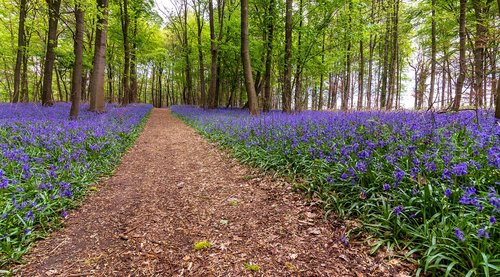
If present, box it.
[0,103,151,266]
[172,105,500,275]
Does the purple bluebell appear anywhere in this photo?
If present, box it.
[393,205,404,216]
[452,163,468,176]
[454,227,465,241]
[477,228,490,239]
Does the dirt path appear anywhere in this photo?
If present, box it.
[17,109,411,276]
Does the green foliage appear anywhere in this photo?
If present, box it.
[244,262,260,272]
[193,240,212,251]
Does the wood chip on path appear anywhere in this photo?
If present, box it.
[16,108,413,276]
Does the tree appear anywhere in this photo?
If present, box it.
[41,0,62,106]
[495,0,500,119]
[193,0,206,108]
[120,0,131,106]
[241,0,258,115]
[453,0,466,111]
[208,0,218,108]
[262,0,274,113]
[12,0,27,103]
[89,0,109,113]
[429,0,436,109]
[283,0,292,113]
[70,0,85,119]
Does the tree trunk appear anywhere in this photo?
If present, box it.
[263,0,275,112]
[472,0,486,108]
[130,16,138,103]
[453,0,467,111]
[158,68,163,107]
[70,3,84,119]
[107,63,113,103]
[283,0,293,113]
[184,0,193,104]
[120,0,130,106]
[318,33,326,110]
[88,0,108,112]
[195,0,206,108]
[208,0,218,108]
[387,0,398,110]
[496,0,500,119]
[441,56,446,109]
[357,39,364,110]
[241,0,258,115]
[429,0,436,109]
[21,53,29,102]
[380,1,390,109]
[13,0,27,103]
[41,0,62,106]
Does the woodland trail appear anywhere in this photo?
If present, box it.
[17,109,411,276]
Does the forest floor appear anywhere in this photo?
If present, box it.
[16,109,413,276]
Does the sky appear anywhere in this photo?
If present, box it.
[154,0,174,17]
[152,0,416,109]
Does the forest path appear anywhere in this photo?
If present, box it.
[18,108,410,276]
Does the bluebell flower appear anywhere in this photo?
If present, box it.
[340,173,349,180]
[452,162,468,176]
[340,235,349,247]
[355,161,367,173]
[393,168,405,183]
[477,228,490,239]
[454,227,465,241]
[393,205,404,216]
[0,176,9,189]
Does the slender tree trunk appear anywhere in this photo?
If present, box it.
[21,53,29,102]
[184,0,193,104]
[387,0,398,110]
[472,1,486,108]
[120,0,130,106]
[357,39,364,110]
[89,0,108,112]
[13,0,27,103]
[195,0,206,108]
[283,0,293,113]
[342,2,352,112]
[263,0,275,112]
[496,0,500,118]
[241,0,258,115]
[41,0,62,106]
[380,1,390,109]
[55,66,63,102]
[490,49,497,107]
[158,68,163,107]
[208,0,218,108]
[454,0,467,111]
[70,3,84,119]
[293,0,304,112]
[441,57,446,109]
[130,16,138,103]
[151,67,156,106]
[318,33,326,110]
[107,63,113,103]
[429,0,436,109]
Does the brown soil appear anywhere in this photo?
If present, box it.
[15,109,413,276]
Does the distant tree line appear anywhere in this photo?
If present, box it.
[0,0,499,118]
